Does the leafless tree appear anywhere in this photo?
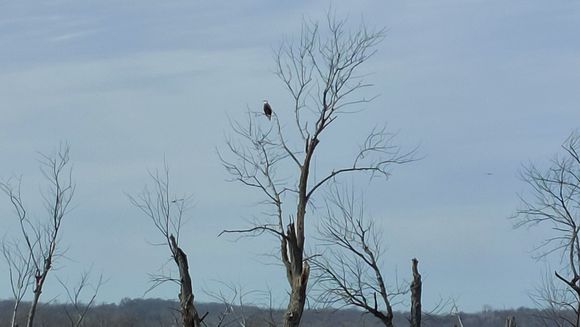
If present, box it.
[129,164,203,327]
[0,144,74,327]
[311,189,413,327]
[57,270,104,327]
[204,282,263,327]
[1,239,34,327]
[220,13,414,327]
[513,131,580,326]
[530,269,577,326]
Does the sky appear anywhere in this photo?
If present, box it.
[1,0,579,313]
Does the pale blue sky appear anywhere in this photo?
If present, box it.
[1,0,579,313]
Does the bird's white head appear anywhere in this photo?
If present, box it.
[263,100,268,104]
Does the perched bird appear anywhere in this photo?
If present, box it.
[263,100,272,120]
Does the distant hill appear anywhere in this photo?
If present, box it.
[0,298,565,326]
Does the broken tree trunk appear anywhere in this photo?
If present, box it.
[284,263,309,327]
[410,258,422,327]
[170,235,202,327]
[282,221,310,327]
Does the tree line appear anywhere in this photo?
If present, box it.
[0,298,566,327]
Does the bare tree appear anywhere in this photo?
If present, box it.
[220,13,413,327]
[204,282,266,327]
[513,131,580,326]
[129,164,203,327]
[1,239,34,327]
[57,270,104,327]
[529,269,578,326]
[1,144,74,327]
[311,190,410,327]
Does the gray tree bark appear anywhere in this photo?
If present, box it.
[410,258,422,327]
[170,235,202,327]
[27,270,45,327]
[281,135,316,327]
[11,302,19,327]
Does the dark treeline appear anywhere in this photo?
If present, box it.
[0,298,566,327]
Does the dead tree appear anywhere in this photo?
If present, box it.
[1,240,34,327]
[57,270,104,327]
[204,282,267,327]
[410,258,422,327]
[0,144,74,327]
[513,131,580,327]
[311,190,412,327]
[530,270,578,326]
[129,164,202,327]
[220,13,413,327]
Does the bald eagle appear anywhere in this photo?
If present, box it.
[263,100,272,120]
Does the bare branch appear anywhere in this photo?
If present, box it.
[57,270,104,327]
[1,239,34,327]
[311,188,401,326]
[130,163,203,327]
[1,144,74,327]
[514,131,580,326]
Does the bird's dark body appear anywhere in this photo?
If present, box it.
[263,101,272,120]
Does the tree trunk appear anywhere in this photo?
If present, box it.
[410,258,422,327]
[577,301,580,327]
[11,300,19,327]
[380,316,394,327]
[281,149,315,327]
[380,310,394,327]
[27,255,51,327]
[26,289,41,327]
[283,262,309,327]
[170,235,202,327]
[505,316,516,327]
